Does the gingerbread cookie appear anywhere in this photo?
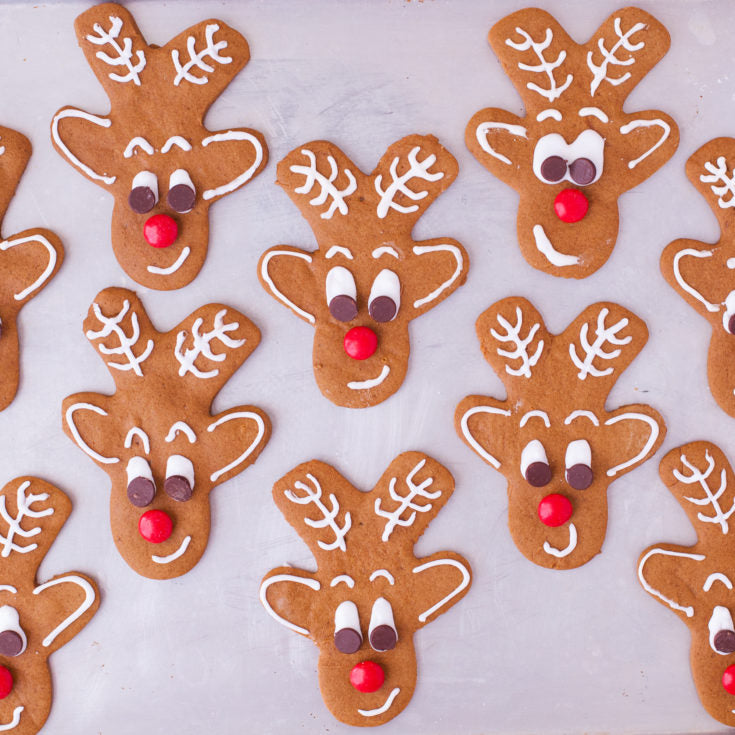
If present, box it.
[258,134,468,408]
[0,125,63,412]
[661,138,735,419]
[455,297,665,569]
[260,452,472,726]
[638,442,735,726]
[0,477,99,734]
[51,2,267,290]
[62,287,271,579]
[466,6,678,278]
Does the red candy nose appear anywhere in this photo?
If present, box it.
[143,214,178,248]
[723,665,735,695]
[343,326,378,360]
[538,493,573,527]
[350,661,385,693]
[138,509,173,544]
[554,188,588,223]
[0,666,13,700]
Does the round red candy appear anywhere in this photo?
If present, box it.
[143,214,178,248]
[537,493,573,527]
[723,665,735,695]
[554,188,589,223]
[138,509,173,544]
[349,661,385,693]
[0,666,13,699]
[343,326,378,360]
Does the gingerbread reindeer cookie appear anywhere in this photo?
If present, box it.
[62,288,270,579]
[259,134,468,408]
[0,126,63,412]
[51,3,267,290]
[638,442,735,727]
[661,138,735,419]
[455,297,665,569]
[0,477,99,734]
[260,452,472,726]
[466,7,678,277]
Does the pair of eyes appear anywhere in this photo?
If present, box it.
[710,606,735,655]
[326,267,400,323]
[0,607,26,658]
[126,455,194,508]
[128,170,196,215]
[532,130,604,186]
[520,439,593,490]
[539,156,597,186]
[334,597,397,654]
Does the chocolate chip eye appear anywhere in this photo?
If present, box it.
[569,158,597,186]
[167,169,196,213]
[326,266,358,322]
[709,606,735,654]
[128,171,158,214]
[368,269,400,323]
[728,314,735,335]
[334,600,362,654]
[521,439,551,487]
[164,455,194,502]
[565,439,593,490]
[715,630,735,654]
[539,155,567,183]
[0,631,23,657]
[126,457,155,508]
[0,607,26,657]
[368,597,397,652]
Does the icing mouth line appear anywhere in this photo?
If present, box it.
[152,535,191,564]
[0,706,23,731]
[358,687,400,717]
[347,365,390,390]
[533,224,580,267]
[147,246,191,275]
[543,523,578,558]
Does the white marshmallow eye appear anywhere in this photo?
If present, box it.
[326,266,358,322]
[167,169,196,213]
[129,171,159,213]
[334,600,362,654]
[125,456,155,508]
[368,597,397,652]
[709,606,735,655]
[532,130,604,186]
[722,291,735,334]
[0,606,27,657]
[565,440,593,490]
[520,439,551,487]
[368,269,400,323]
[164,455,195,502]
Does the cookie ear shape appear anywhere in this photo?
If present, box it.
[0,228,63,307]
[617,110,678,190]
[455,396,514,471]
[0,127,31,220]
[598,405,665,479]
[686,137,735,222]
[62,394,122,470]
[260,567,321,637]
[258,246,319,325]
[411,551,472,628]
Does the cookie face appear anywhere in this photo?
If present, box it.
[51,3,267,290]
[0,126,64,412]
[62,288,271,579]
[455,297,665,569]
[258,134,468,408]
[0,477,99,735]
[260,452,472,726]
[661,138,735,418]
[638,442,735,726]
[466,7,678,278]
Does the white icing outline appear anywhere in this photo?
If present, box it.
[85,15,146,85]
[0,587,17,594]
[123,137,154,158]
[475,121,527,165]
[33,575,96,647]
[412,243,464,309]
[369,569,395,585]
[260,250,315,324]
[347,365,390,391]
[579,107,609,123]
[147,246,191,275]
[165,421,197,444]
[161,136,192,153]
[536,109,562,122]
[638,548,705,618]
[290,150,356,219]
[460,405,511,469]
[172,24,232,86]
[207,411,266,483]
[0,234,58,301]
[152,536,191,564]
[543,523,578,558]
[519,410,550,428]
[413,558,470,623]
[260,574,320,635]
[492,306,544,378]
[564,410,600,426]
[325,246,353,260]
[533,225,580,267]
[358,688,401,717]
[65,403,119,464]
[201,131,264,201]
[0,481,54,558]
[604,412,659,477]
[704,572,733,592]
[124,426,150,455]
[0,707,23,731]
[671,248,719,313]
[372,246,399,259]
[330,575,355,589]
[620,118,671,169]
[587,17,646,96]
[51,109,115,184]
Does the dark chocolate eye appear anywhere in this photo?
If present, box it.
[334,600,362,654]
[368,269,400,323]
[164,455,194,502]
[167,169,196,213]
[569,158,597,185]
[539,155,567,183]
[565,440,593,490]
[710,606,735,654]
[0,607,26,657]
[126,457,155,507]
[368,597,397,652]
[326,266,358,322]
[521,439,551,487]
[128,171,158,214]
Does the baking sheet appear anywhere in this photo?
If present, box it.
[0,0,731,732]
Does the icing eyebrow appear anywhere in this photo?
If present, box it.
[369,569,395,585]
[704,572,734,592]
[161,136,192,154]
[564,410,600,427]
[330,574,355,589]
[325,246,353,260]
[124,426,150,455]
[372,246,399,259]
[519,410,550,428]
[165,421,197,444]
[536,109,562,122]
[578,107,609,123]
[123,136,154,158]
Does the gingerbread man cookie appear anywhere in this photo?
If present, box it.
[0,477,99,734]
[260,452,472,726]
[258,134,468,408]
[661,138,735,419]
[62,287,271,579]
[466,6,678,277]
[0,125,63,412]
[51,3,267,290]
[639,442,735,726]
[455,297,665,569]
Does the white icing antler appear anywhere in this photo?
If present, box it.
[374,146,444,219]
[85,15,146,86]
[505,27,572,102]
[587,17,646,96]
[86,300,154,377]
[290,150,357,220]
[701,157,735,209]
[675,451,735,535]
[490,306,544,378]
[174,309,246,379]
[172,24,232,86]
[568,307,632,380]
[0,482,54,558]
[374,459,442,542]
[284,474,351,552]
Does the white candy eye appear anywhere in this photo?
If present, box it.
[167,169,196,213]
[709,606,735,655]
[129,170,159,213]
[326,266,357,322]
[532,130,604,186]
[520,439,551,487]
[334,600,362,654]
[565,440,593,490]
[368,269,400,322]
[0,606,26,657]
[722,291,735,334]
[125,456,155,508]
[164,455,194,502]
[368,597,397,652]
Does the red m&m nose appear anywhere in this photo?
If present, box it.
[723,665,735,695]
[350,661,385,693]
[143,214,178,248]
[138,509,173,543]
[554,188,588,223]
[538,493,573,527]
[343,326,378,360]
[0,666,13,700]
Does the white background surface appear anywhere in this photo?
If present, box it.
[0,0,731,732]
